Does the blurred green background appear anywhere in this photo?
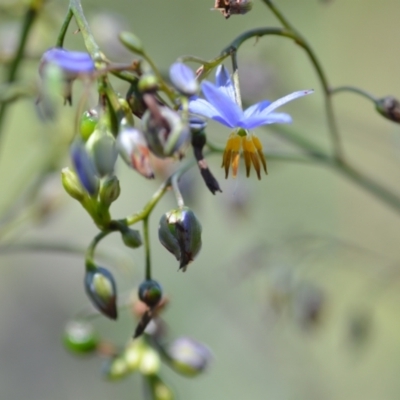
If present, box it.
[1,0,400,399]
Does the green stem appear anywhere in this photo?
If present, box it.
[0,0,43,138]
[171,174,185,208]
[143,217,151,280]
[85,230,112,271]
[56,7,73,47]
[230,51,242,109]
[330,86,378,103]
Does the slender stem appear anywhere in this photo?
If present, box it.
[330,86,378,103]
[0,0,43,138]
[143,217,151,280]
[171,174,185,208]
[230,51,242,109]
[85,230,112,271]
[56,7,73,47]
[251,1,345,161]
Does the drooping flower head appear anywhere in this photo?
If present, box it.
[188,65,313,179]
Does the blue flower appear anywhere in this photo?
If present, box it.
[169,62,198,96]
[188,65,313,179]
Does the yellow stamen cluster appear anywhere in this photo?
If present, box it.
[221,131,267,179]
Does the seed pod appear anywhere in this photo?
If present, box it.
[84,267,118,320]
[120,226,142,248]
[138,280,162,307]
[158,207,202,271]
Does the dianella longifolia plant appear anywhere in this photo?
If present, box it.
[1,0,400,398]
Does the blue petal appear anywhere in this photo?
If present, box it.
[42,48,95,75]
[169,62,198,96]
[201,81,243,127]
[215,65,236,102]
[243,100,272,119]
[189,97,233,127]
[240,112,292,129]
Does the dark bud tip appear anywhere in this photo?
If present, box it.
[375,96,400,123]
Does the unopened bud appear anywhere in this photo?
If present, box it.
[63,321,99,354]
[138,280,162,307]
[139,347,161,375]
[99,175,120,207]
[166,337,212,377]
[169,62,198,96]
[138,73,159,93]
[120,226,142,248]
[158,207,202,271]
[85,267,118,320]
[103,356,130,380]
[375,96,400,123]
[70,140,99,196]
[142,106,189,158]
[80,109,99,141]
[124,339,146,370]
[86,129,118,177]
[119,31,144,55]
[146,375,174,400]
[61,167,85,201]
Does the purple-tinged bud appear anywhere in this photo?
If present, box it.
[138,280,162,307]
[158,207,202,271]
[103,356,130,380]
[70,140,99,196]
[142,106,190,159]
[80,109,99,141]
[39,48,95,80]
[117,127,155,179]
[375,96,400,123]
[119,31,144,55]
[99,175,120,207]
[166,337,212,377]
[63,321,99,354]
[85,267,118,320]
[86,129,118,177]
[169,63,198,96]
[61,167,85,201]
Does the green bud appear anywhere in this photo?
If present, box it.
[85,267,118,320]
[145,375,174,400]
[375,96,400,123]
[138,280,162,307]
[61,167,85,202]
[142,106,189,158]
[63,321,99,354]
[119,31,144,55]
[158,207,202,271]
[99,175,120,207]
[80,109,99,141]
[120,226,142,248]
[165,337,212,377]
[138,74,159,93]
[103,356,130,380]
[86,129,118,177]
[139,347,161,375]
[124,339,146,371]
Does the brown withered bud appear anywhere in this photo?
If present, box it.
[375,96,400,123]
[213,0,253,19]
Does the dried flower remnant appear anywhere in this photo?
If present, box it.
[213,0,253,19]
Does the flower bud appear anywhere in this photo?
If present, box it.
[86,129,118,177]
[99,175,120,207]
[158,207,202,271]
[142,106,189,158]
[139,347,161,375]
[61,167,85,201]
[80,109,99,141]
[166,337,212,377]
[119,31,144,55]
[103,356,130,380]
[117,127,154,179]
[120,226,142,248]
[375,96,400,123]
[124,339,146,370]
[85,267,118,320]
[138,73,159,93]
[138,280,162,307]
[169,62,198,96]
[70,140,99,196]
[145,375,174,400]
[63,321,99,354]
